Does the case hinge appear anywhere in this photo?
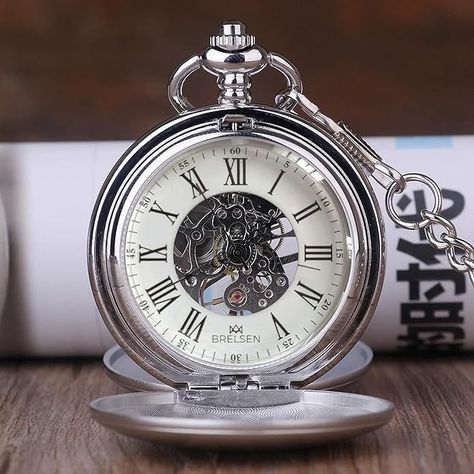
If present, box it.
[187,374,291,391]
[219,375,259,390]
[218,114,255,132]
[188,375,291,390]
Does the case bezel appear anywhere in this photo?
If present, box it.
[88,105,385,389]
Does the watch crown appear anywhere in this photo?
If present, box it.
[210,21,255,51]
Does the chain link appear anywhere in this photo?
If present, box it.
[385,174,443,230]
[385,176,474,287]
[276,88,474,287]
[387,180,474,285]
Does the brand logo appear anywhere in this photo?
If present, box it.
[229,325,243,334]
[210,325,260,344]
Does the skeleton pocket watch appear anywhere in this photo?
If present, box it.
[88,22,474,447]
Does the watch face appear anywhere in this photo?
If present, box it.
[122,137,354,369]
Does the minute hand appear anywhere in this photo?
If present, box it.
[279,252,299,266]
[255,229,296,243]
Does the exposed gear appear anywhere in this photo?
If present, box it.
[174,192,298,315]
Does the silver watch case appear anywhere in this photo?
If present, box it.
[88,104,385,390]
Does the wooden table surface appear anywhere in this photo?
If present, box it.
[0,355,472,474]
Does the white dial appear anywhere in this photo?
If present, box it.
[123,137,353,368]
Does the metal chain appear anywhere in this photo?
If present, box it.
[276,88,474,287]
[385,176,474,287]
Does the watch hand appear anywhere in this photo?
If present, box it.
[256,229,296,243]
[203,297,224,307]
[279,252,299,266]
[234,253,250,272]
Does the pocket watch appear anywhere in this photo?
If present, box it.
[88,22,474,447]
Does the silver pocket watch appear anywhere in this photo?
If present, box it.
[88,22,474,448]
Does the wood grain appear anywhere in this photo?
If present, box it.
[0,0,473,141]
[0,356,472,474]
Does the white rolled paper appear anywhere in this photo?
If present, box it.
[367,136,473,352]
[0,136,471,356]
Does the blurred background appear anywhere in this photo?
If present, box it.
[0,0,473,358]
[0,0,473,142]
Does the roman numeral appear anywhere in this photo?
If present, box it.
[268,170,285,195]
[179,308,207,342]
[293,200,322,223]
[146,276,180,313]
[139,244,167,262]
[180,167,208,198]
[294,281,323,310]
[149,201,179,224]
[224,157,247,185]
[271,313,290,340]
[304,245,333,261]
